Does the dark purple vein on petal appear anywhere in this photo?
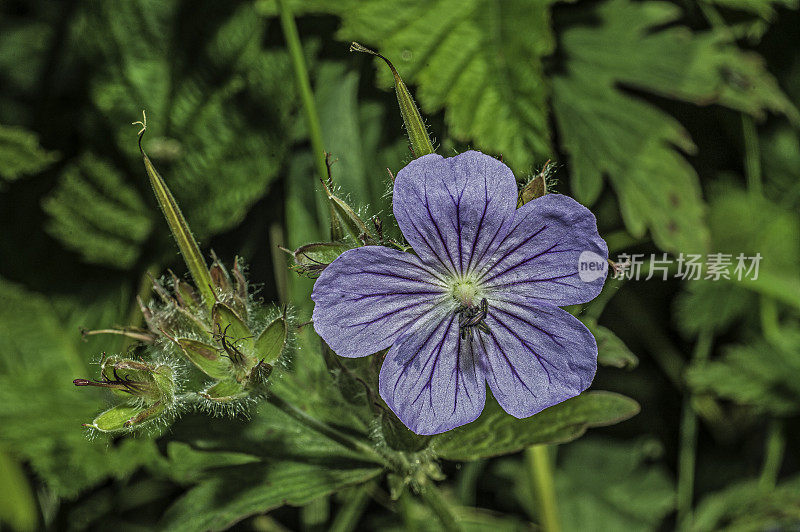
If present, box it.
[421,178,459,274]
[490,312,559,384]
[391,314,452,397]
[482,330,541,396]
[475,224,548,283]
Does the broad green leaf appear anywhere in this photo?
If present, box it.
[164,442,259,484]
[495,438,674,532]
[160,460,382,531]
[553,0,796,253]
[43,153,152,268]
[316,62,373,205]
[432,391,640,461]
[676,186,800,336]
[555,439,675,532]
[583,318,639,369]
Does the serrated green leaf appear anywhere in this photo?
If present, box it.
[82,1,293,238]
[432,391,640,461]
[164,442,260,484]
[260,0,553,172]
[687,328,800,416]
[0,278,162,497]
[0,124,58,182]
[160,460,382,532]
[692,477,800,532]
[553,0,796,253]
[42,153,153,268]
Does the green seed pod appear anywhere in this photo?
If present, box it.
[350,42,434,158]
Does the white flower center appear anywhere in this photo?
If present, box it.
[450,277,483,307]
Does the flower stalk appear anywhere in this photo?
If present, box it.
[276,0,329,201]
[526,445,561,532]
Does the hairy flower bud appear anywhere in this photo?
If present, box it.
[518,160,555,206]
[74,355,177,433]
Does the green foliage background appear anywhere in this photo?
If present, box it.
[1,0,799,530]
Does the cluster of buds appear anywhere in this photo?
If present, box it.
[74,113,291,433]
[140,255,290,406]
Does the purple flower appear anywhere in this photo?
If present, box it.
[312,151,608,435]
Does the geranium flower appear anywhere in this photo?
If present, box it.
[312,151,608,435]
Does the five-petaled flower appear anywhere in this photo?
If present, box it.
[312,151,608,435]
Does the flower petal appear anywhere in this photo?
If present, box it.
[478,194,608,306]
[393,151,518,275]
[379,310,486,435]
[479,295,597,418]
[312,246,448,358]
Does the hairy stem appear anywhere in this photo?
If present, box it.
[526,445,561,532]
[266,394,385,466]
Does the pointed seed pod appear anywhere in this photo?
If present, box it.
[350,42,434,158]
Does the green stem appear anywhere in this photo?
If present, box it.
[277,0,329,201]
[455,460,485,506]
[330,485,370,532]
[758,419,785,490]
[676,329,713,531]
[741,114,762,195]
[266,394,386,466]
[526,445,561,532]
[417,483,462,532]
